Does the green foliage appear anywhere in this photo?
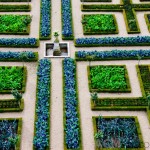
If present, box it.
[0,15,31,33]
[8,135,20,147]
[90,66,128,90]
[11,89,22,101]
[0,66,23,91]
[82,14,117,34]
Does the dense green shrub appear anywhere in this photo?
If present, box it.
[88,65,130,92]
[0,15,31,34]
[82,14,118,34]
[0,66,25,92]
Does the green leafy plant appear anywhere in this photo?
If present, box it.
[82,14,117,34]
[89,65,129,91]
[91,92,98,105]
[0,66,24,91]
[0,15,31,34]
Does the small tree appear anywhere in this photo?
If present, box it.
[91,92,98,105]
[54,32,59,43]
[8,135,20,148]
[11,89,22,107]
[137,54,142,66]
[19,52,29,67]
[147,94,150,110]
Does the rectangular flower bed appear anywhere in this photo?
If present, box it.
[33,59,51,150]
[88,65,131,93]
[82,14,118,35]
[63,58,82,149]
[0,51,38,62]
[0,118,22,150]
[93,116,144,149]
[0,66,26,93]
[0,15,31,35]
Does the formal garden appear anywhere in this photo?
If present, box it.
[0,0,150,150]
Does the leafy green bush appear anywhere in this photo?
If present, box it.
[0,15,31,34]
[82,14,117,34]
[0,66,24,91]
[89,65,129,91]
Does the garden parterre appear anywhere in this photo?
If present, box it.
[0,0,149,150]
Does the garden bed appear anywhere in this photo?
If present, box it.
[0,118,22,150]
[63,58,82,150]
[61,0,74,40]
[93,116,144,149]
[39,0,51,40]
[0,15,31,35]
[82,14,118,35]
[33,59,51,150]
[88,65,131,93]
[75,50,150,61]
[0,66,26,93]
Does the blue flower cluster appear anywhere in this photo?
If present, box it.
[75,36,150,46]
[40,0,51,39]
[63,58,81,149]
[62,0,73,39]
[0,38,37,47]
[76,50,150,59]
[33,59,51,149]
[0,51,35,59]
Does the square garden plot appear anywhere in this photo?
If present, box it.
[0,118,22,150]
[93,116,144,150]
[0,15,31,35]
[87,65,131,93]
[0,66,26,93]
[82,14,118,35]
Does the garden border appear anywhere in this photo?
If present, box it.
[144,14,150,32]
[82,14,119,35]
[33,59,51,150]
[61,0,74,40]
[0,52,38,62]
[0,0,31,2]
[63,59,82,150]
[0,5,31,12]
[92,116,144,150]
[87,65,131,93]
[39,0,51,40]
[81,0,111,2]
[0,99,24,112]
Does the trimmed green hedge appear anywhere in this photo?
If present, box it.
[87,65,131,93]
[0,66,27,94]
[145,14,150,32]
[92,116,144,150]
[0,99,24,112]
[0,5,31,12]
